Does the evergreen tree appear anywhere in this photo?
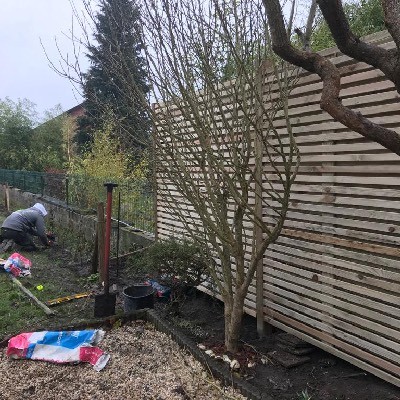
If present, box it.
[77,0,150,156]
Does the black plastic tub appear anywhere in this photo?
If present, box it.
[94,292,116,317]
[122,285,155,312]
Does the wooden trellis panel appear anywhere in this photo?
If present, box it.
[155,30,400,387]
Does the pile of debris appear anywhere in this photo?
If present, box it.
[268,333,315,369]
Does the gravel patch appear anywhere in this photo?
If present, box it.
[0,321,247,400]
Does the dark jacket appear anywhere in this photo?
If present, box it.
[1,207,48,246]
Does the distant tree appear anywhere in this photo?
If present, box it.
[70,123,129,180]
[0,97,36,135]
[0,125,33,170]
[30,105,69,171]
[68,123,149,212]
[0,98,36,170]
[76,0,150,156]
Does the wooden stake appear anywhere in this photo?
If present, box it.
[9,275,55,316]
[91,230,99,275]
[5,184,10,212]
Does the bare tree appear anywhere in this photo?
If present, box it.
[142,0,299,352]
[50,0,299,351]
[263,0,400,155]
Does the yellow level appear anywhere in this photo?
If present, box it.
[46,292,91,307]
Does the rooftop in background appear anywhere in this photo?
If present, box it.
[65,103,85,119]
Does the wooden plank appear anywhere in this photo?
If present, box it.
[287,80,395,108]
[272,236,400,271]
[266,174,400,185]
[274,220,400,251]
[265,244,400,285]
[264,283,399,341]
[265,247,400,293]
[265,212,398,236]
[284,183,400,198]
[280,229,400,259]
[276,90,399,120]
[274,101,400,129]
[10,275,55,316]
[287,192,400,211]
[276,201,400,223]
[268,164,400,175]
[265,258,400,311]
[289,67,386,98]
[263,273,396,327]
[298,153,400,163]
[277,115,400,136]
[266,305,400,376]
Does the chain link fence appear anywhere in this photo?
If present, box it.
[0,169,154,234]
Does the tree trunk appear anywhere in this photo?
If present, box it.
[224,291,246,353]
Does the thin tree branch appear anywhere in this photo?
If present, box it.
[263,0,400,155]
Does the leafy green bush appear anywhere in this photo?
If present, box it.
[134,238,209,294]
[67,127,154,232]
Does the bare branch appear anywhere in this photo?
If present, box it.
[263,0,400,155]
[317,0,400,92]
[144,0,299,352]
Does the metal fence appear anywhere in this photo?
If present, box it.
[0,169,154,234]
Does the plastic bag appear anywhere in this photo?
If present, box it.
[7,330,110,371]
[3,253,32,277]
[145,279,171,300]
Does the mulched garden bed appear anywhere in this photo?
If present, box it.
[0,316,246,400]
[155,290,400,400]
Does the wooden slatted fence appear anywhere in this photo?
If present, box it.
[155,30,400,387]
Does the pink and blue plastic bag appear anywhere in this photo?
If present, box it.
[7,329,110,371]
[3,253,31,277]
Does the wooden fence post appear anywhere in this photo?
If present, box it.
[254,60,272,337]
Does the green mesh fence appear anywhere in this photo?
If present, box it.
[66,175,154,233]
[0,169,45,195]
[0,169,154,234]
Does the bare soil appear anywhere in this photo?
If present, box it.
[155,291,400,400]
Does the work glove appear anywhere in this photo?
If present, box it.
[46,232,56,241]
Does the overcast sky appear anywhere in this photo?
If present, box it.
[0,0,90,120]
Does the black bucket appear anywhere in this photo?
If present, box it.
[122,285,155,313]
[94,292,116,317]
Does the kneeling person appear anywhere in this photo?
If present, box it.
[1,203,51,251]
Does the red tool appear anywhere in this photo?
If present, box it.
[103,182,118,295]
[94,182,118,318]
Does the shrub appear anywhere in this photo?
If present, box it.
[134,238,209,305]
